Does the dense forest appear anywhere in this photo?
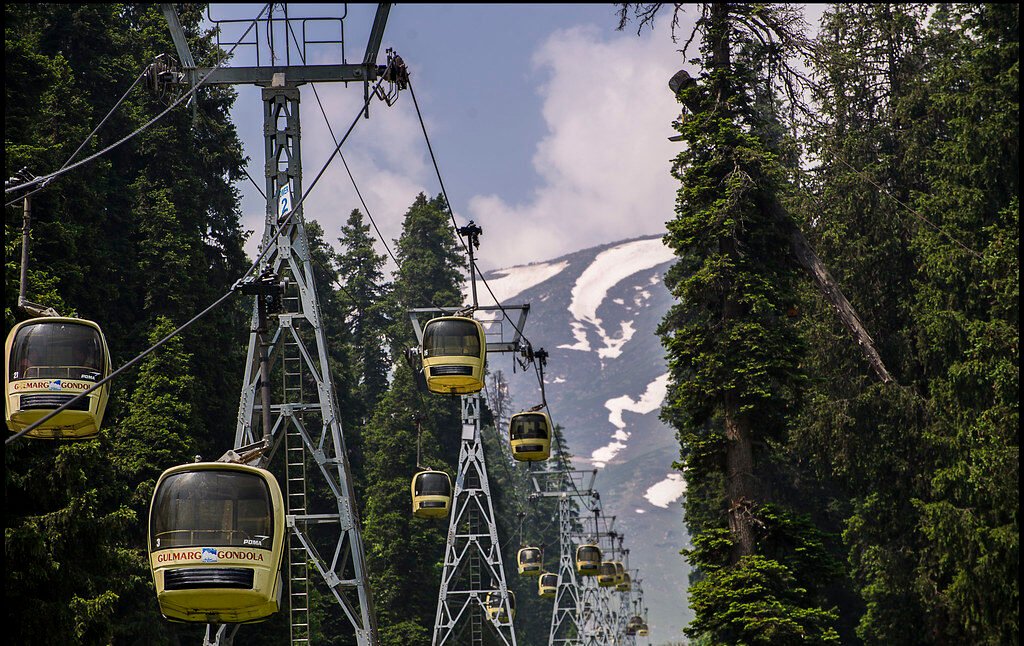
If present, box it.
[4,3,1018,646]
[619,3,1018,645]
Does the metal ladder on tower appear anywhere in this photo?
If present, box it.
[284,316,311,646]
[468,504,484,645]
[158,5,392,645]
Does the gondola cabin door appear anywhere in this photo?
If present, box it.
[148,462,286,623]
[4,317,110,439]
[420,316,486,395]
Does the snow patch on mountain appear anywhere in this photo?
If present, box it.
[591,441,627,468]
[645,473,687,508]
[590,373,670,468]
[561,321,592,351]
[606,373,670,430]
[476,260,569,305]
[559,238,675,356]
[597,320,636,359]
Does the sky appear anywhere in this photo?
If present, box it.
[204,3,696,273]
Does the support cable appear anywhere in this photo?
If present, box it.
[4,65,151,208]
[4,3,273,196]
[285,20,402,271]
[7,54,397,447]
[407,78,529,338]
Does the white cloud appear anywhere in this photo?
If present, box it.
[467,25,684,270]
[236,16,689,280]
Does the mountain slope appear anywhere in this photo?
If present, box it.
[476,234,692,643]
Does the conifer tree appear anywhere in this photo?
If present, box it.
[904,5,1019,644]
[5,5,250,642]
[620,3,841,642]
[333,208,391,490]
[359,193,466,644]
[795,5,934,642]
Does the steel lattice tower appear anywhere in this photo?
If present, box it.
[161,5,394,645]
[431,394,517,646]
[408,305,531,646]
[529,468,597,646]
[549,491,583,645]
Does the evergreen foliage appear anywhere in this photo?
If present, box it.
[622,2,1019,644]
[5,4,250,644]
[4,3,1017,644]
[359,193,465,645]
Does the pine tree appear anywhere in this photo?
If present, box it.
[359,193,466,644]
[5,5,250,642]
[335,208,391,413]
[795,5,934,642]
[905,5,1019,644]
[619,3,842,642]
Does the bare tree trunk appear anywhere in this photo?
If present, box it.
[724,392,756,561]
[766,199,895,384]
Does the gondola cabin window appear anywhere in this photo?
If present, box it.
[151,470,273,550]
[422,318,482,358]
[9,321,103,381]
[413,471,451,497]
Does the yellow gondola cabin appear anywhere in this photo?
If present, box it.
[421,316,486,395]
[485,591,516,622]
[148,462,286,623]
[509,410,551,461]
[616,570,632,592]
[5,317,110,439]
[517,546,543,576]
[538,572,557,598]
[411,469,453,518]
[626,616,643,635]
[575,544,601,576]
[598,561,618,587]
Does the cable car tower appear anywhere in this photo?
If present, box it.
[529,467,598,646]
[408,225,531,646]
[577,510,619,645]
[161,5,394,644]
